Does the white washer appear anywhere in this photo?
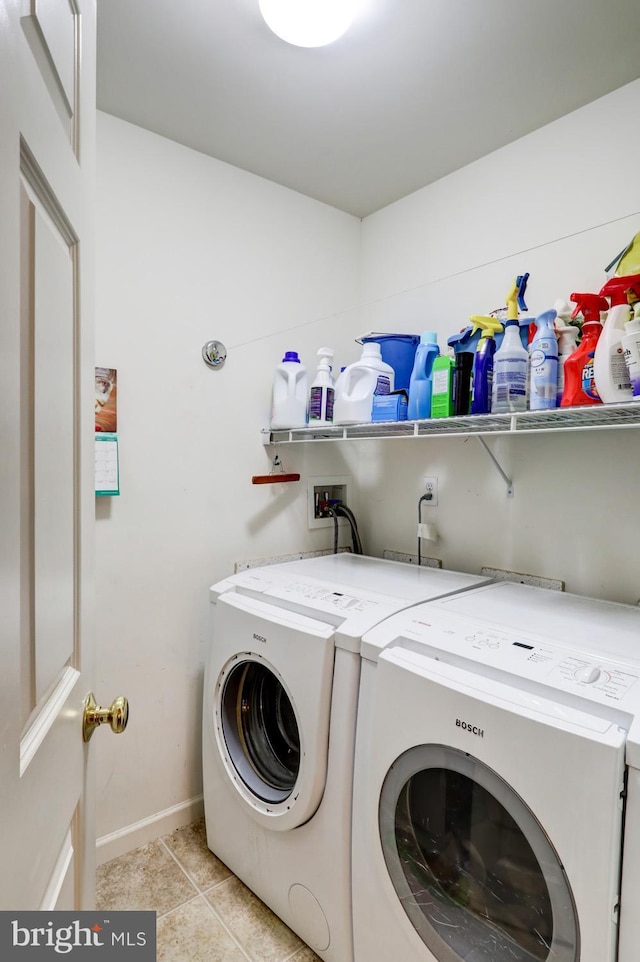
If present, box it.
[202,553,488,962]
[352,580,640,962]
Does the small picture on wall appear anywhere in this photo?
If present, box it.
[95,367,117,432]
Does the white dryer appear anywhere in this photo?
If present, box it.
[352,581,640,962]
[202,553,488,962]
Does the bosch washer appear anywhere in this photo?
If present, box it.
[202,553,488,961]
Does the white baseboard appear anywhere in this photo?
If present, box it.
[96,795,204,866]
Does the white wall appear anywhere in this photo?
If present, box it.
[351,79,640,604]
[95,80,640,854]
[94,113,362,855]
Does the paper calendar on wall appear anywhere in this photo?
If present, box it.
[95,367,119,496]
[95,432,120,496]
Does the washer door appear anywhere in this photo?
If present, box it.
[379,745,579,962]
[219,656,300,805]
[209,591,336,829]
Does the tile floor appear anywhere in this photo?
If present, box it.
[96,819,321,962]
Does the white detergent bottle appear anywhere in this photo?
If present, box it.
[270,351,308,429]
[308,347,335,425]
[333,343,394,425]
[594,274,640,402]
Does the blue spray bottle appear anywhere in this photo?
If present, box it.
[407,331,439,420]
[470,316,502,414]
[529,309,559,410]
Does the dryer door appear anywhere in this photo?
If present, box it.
[379,745,577,962]
[371,648,627,962]
[209,591,335,830]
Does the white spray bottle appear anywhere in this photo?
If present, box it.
[492,279,529,413]
[554,300,580,407]
[308,347,335,425]
[594,274,640,402]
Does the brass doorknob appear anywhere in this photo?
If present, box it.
[83,692,129,742]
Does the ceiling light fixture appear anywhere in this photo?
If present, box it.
[259,0,361,48]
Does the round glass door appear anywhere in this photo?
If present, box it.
[378,745,579,962]
[219,659,300,804]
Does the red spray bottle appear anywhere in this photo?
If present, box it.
[560,293,609,407]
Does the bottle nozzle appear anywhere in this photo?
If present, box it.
[570,292,609,323]
[516,273,529,313]
[505,280,519,322]
[469,315,503,338]
[504,274,529,322]
[599,273,640,306]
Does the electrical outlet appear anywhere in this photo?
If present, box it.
[423,476,438,507]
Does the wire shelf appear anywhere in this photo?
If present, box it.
[264,403,640,444]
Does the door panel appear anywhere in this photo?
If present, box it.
[21,0,77,142]
[40,827,76,910]
[26,179,77,705]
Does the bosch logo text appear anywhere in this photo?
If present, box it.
[456,719,484,737]
[253,633,267,644]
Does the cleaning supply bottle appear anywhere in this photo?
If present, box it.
[560,294,608,407]
[528,309,559,410]
[622,302,640,400]
[453,352,474,415]
[308,347,335,425]
[430,351,455,418]
[554,298,575,329]
[555,316,580,407]
[594,274,640,402]
[470,316,501,414]
[270,351,308,429]
[447,325,483,358]
[333,342,394,425]
[407,332,439,420]
[491,280,529,413]
[606,229,640,277]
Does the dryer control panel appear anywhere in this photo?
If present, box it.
[393,610,640,710]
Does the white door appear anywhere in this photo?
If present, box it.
[0,0,98,908]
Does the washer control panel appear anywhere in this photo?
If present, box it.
[275,579,383,613]
[399,612,640,707]
[233,568,395,620]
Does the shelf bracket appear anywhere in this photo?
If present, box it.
[476,436,514,497]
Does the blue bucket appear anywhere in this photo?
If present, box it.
[359,334,420,391]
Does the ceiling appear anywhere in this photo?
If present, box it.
[96,0,640,218]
